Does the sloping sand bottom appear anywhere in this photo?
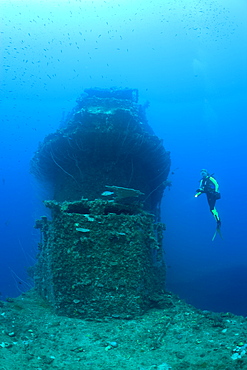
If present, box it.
[0,290,246,370]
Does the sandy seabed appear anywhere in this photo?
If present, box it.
[0,290,246,370]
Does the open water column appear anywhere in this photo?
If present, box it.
[31,88,171,319]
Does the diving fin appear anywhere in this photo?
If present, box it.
[212,222,223,241]
[212,229,217,241]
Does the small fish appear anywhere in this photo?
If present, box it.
[101,191,114,196]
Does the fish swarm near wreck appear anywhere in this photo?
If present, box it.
[31,87,171,319]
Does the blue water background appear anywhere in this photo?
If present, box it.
[1,0,247,315]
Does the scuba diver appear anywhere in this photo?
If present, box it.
[195,169,222,240]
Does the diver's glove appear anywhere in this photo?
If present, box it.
[195,189,203,197]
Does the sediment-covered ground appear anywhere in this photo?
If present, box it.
[0,290,246,369]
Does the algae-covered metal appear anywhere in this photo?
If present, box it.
[31,87,170,215]
[35,199,166,318]
[32,88,170,318]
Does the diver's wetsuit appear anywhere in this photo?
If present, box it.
[201,176,221,213]
[195,174,221,225]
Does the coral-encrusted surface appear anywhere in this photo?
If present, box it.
[30,88,170,214]
[34,199,166,319]
[31,88,170,320]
